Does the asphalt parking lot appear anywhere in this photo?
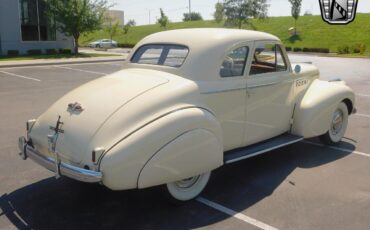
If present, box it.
[0,55,369,230]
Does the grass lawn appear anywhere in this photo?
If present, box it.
[80,13,370,55]
[0,53,120,61]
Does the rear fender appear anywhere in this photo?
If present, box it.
[99,107,223,190]
[138,128,223,189]
[292,79,355,138]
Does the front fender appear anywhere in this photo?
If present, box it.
[99,107,223,190]
[292,79,355,138]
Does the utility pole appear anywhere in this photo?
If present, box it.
[148,9,151,24]
[188,0,191,15]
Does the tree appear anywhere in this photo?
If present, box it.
[183,12,203,21]
[157,8,169,28]
[46,0,108,54]
[214,2,225,24]
[288,0,302,35]
[123,20,136,35]
[105,20,120,44]
[224,0,269,29]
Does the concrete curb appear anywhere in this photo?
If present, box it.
[0,57,126,68]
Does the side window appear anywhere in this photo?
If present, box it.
[220,46,249,78]
[250,44,287,76]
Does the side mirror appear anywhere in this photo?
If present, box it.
[294,65,301,74]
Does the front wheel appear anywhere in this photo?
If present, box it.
[320,102,349,145]
[164,171,211,203]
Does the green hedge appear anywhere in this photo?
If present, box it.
[117,43,136,48]
[46,49,58,55]
[7,50,19,56]
[59,48,72,54]
[302,47,330,53]
[27,49,42,55]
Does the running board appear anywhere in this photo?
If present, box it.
[224,134,304,164]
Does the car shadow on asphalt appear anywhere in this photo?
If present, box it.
[0,140,355,230]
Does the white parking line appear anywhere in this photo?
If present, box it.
[0,70,41,82]
[196,197,279,230]
[303,141,370,157]
[355,113,370,118]
[357,93,370,98]
[54,66,108,75]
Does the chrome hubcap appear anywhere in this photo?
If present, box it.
[331,110,344,136]
[174,176,200,189]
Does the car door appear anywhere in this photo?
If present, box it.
[101,40,108,48]
[201,44,252,151]
[243,41,295,146]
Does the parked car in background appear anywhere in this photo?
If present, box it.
[18,29,356,202]
[88,39,118,48]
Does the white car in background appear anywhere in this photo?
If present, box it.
[88,39,118,48]
[18,29,356,202]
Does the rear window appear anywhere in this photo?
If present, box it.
[131,44,189,68]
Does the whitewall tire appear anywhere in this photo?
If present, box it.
[320,102,349,145]
[165,172,211,202]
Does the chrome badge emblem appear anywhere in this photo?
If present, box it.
[319,0,358,25]
[68,102,84,113]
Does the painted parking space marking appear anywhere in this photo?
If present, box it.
[196,197,279,230]
[357,93,370,98]
[54,66,109,75]
[303,141,370,157]
[0,70,41,82]
[355,113,370,118]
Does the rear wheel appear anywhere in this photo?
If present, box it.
[96,44,101,48]
[164,171,211,203]
[320,102,348,145]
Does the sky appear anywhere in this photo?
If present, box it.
[111,0,370,25]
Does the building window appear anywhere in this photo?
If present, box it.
[19,0,56,41]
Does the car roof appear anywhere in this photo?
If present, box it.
[138,28,279,48]
[125,28,282,81]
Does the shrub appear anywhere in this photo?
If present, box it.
[302,47,330,53]
[285,47,292,51]
[293,47,302,52]
[117,43,136,48]
[7,50,19,56]
[46,49,58,55]
[183,12,203,21]
[337,45,350,54]
[351,43,367,54]
[27,49,42,55]
[59,48,72,54]
[360,44,367,55]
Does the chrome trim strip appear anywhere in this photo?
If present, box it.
[18,137,102,183]
[200,87,246,94]
[225,137,304,164]
[247,81,281,89]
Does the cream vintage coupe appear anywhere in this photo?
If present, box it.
[18,29,356,201]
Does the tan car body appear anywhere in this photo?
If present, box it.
[23,29,355,190]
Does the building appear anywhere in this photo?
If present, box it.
[104,10,125,26]
[0,0,73,56]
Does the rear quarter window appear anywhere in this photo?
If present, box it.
[131,44,189,68]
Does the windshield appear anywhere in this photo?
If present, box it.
[131,44,189,68]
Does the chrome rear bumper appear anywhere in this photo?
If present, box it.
[18,137,102,183]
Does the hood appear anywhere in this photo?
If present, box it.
[29,69,169,165]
